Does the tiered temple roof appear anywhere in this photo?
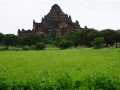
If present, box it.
[18,4,82,36]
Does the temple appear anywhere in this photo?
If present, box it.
[18,4,82,36]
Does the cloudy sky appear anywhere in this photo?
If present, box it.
[0,0,120,35]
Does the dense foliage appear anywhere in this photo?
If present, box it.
[58,39,73,49]
[0,28,120,49]
[0,75,119,90]
[19,33,41,46]
[92,37,104,49]
[0,49,120,89]
[35,42,46,50]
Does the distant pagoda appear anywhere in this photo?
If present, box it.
[18,4,82,36]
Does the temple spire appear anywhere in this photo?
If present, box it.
[33,19,35,24]
[17,4,82,36]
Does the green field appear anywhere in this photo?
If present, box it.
[0,48,120,89]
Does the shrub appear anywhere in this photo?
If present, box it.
[82,75,118,90]
[30,45,35,50]
[0,46,8,51]
[58,39,73,49]
[0,75,119,90]
[22,46,29,51]
[35,43,46,50]
[92,37,104,49]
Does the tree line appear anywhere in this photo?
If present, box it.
[0,28,120,50]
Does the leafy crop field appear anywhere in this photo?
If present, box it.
[0,48,120,89]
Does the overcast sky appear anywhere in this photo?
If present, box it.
[0,0,120,35]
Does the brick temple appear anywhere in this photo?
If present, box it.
[18,4,82,36]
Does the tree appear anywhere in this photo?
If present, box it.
[100,29,115,47]
[45,34,57,45]
[72,31,81,47]
[75,28,95,47]
[0,33,5,45]
[20,33,41,46]
[87,30,99,45]
[65,31,80,47]
[58,39,73,49]
[92,37,104,49]
[113,30,120,48]
[35,42,46,50]
[4,34,19,46]
[58,28,98,47]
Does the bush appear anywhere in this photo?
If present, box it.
[30,45,35,50]
[58,39,73,49]
[22,46,29,51]
[92,37,104,49]
[0,46,8,51]
[35,43,46,50]
[55,72,73,89]
[82,75,118,90]
[0,74,119,90]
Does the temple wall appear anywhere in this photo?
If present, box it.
[18,4,81,36]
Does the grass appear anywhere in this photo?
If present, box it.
[0,48,120,89]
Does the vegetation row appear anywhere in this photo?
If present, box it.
[0,28,120,50]
[0,73,120,90]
